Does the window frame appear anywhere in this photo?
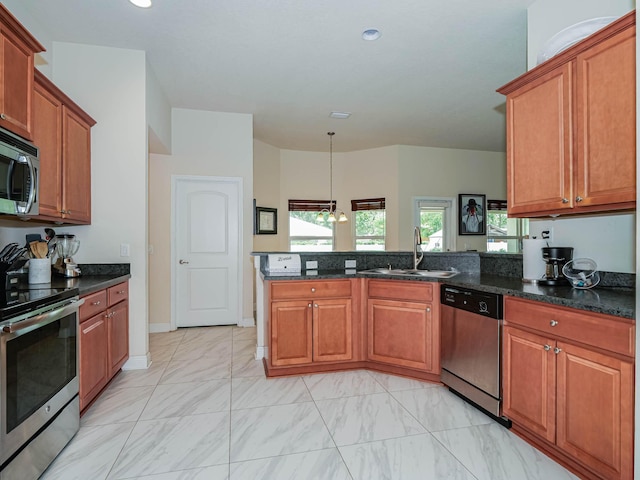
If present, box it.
[485,199,528,253]
[288,199,336,251]
[413,196,456,252]
[351,197,386,251]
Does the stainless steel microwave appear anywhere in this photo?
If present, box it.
[0,127,39,216]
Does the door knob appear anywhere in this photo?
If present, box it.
[179,259,189,264]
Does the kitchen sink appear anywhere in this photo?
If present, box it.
[359,268,459,278]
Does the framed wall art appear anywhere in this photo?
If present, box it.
[459,194,485,235]
[255,206,277,234]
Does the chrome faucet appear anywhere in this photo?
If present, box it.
[413,226,423,270]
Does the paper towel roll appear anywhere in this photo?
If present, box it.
[522,239,547,281]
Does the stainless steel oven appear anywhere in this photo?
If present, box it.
[0,296,83,480]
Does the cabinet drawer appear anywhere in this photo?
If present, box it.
[504,297,634,357]
[368,280,433,303]
[108,282,129,307]
[270,280,351,300]
[80,290,107,321]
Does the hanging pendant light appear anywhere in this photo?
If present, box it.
[319,132,347,223]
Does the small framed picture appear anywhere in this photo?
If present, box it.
[459,194,486,235]
[255,206,277,234]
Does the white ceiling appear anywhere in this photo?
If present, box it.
[19,0,534,152]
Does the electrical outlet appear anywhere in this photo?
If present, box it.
[120,243,130,257]
[345,260,356,268]
[306,260,318,269]
[541,228,554,243]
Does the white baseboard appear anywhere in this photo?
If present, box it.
[122,353,152,370]
[149,323,171,333]
[255,345,266,360]
[238,316,256,328]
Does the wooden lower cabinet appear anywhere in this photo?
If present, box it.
[368,298,435,371]
[503,297,634,480]
[79,281,129,412]
[270,297,352,366]
[79,313,108,411]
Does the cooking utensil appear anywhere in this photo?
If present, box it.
[44,228,56,243]
[29,241,49,259]
[26,233,42,246]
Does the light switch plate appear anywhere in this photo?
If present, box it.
[306,260,318,269]
[345,260,356,268]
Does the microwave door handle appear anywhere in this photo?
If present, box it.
[21,154,36,214]
[6,158,14,201]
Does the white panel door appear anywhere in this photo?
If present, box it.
[175,177,241,327]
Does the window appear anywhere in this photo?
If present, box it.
[414,197,455,252]
[486,200,529,253]
[352,198,385,251]
[288,199,334,251]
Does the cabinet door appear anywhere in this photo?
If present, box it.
[62,105,92,223]
[107,300,129,377]
[367,298,435,371]
[505,64,573,216]
[313,298,352,362]
[270,300,313,366]
[556,342,633,480]
[0,28,33,139]
[79,313,108,411]
[575,26,636,209]
[32,76,63,218]
[502,326,556,443]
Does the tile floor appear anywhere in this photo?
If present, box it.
[42,326,579,480]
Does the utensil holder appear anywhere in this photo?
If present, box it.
[28,258,51,284]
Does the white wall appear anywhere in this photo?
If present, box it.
[148,109,253,331]
[146,62,172,155]
[52,42,150,367]
[527,0,636,273]
[397,145,507,252]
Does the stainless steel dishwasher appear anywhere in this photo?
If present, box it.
[440,285,510,427]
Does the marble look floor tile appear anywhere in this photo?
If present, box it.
[367,371,439,392]
[392,386,492,432]
[316,392,425,446]
[303,371,386,400]
[232,326,257,341]
[230,402,333,462]
[132,465,229,480]
[151,343,179,362]
[230,448,351,480]
[231,339,256,357]
[81,386,155,426]
[172,340,233,362]
[109,361,168,389]
[150,330,186,347]
[231,376,311,409]
[160,357,231,384]
[108,412,229,479]
[433,423,579,480]
[231,354,266,378]
[141,379,231,420]
[339,434,476,480]
[182,326,233,343]
[41,422,135,480]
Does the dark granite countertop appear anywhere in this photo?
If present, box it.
[18,263,131,296]
[261,269,635,320]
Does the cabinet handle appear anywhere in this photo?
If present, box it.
[575,196,583,203]
[92,301,101,306]
[104,312,111,318]
[0,113,5,120]
[554,347,562,354]
[550,320,558,327]
[314,303,318,308]
[426,307,431,312]
[308,303,312,308]
[544,344,551,351]
[311,288,316,293]
[562,198,569,203]
[117,290,125,294]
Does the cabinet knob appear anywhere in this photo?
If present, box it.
[426,307,431,312]
[554,347,562,354]
[118,290,125,294]
[311,288,316,293]
[544,344,551,351]
[0,113,5,120]
[308,303,312,308]
[575,196,583,203]
[550,320,558,327]
[314,303,318,308]
[92,301,101,306]
[562,198,569,203]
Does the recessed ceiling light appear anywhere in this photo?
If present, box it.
[362,28,381,41]
[330,112,351,119]
[129,0,152,8]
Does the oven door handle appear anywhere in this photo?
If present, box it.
[2,298,85,334]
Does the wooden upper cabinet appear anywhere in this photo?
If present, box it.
[575,26,636,208]
[32,71,96,224]
[498,12,635,217]
[505,64,573,216]
[0,4,44,140]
